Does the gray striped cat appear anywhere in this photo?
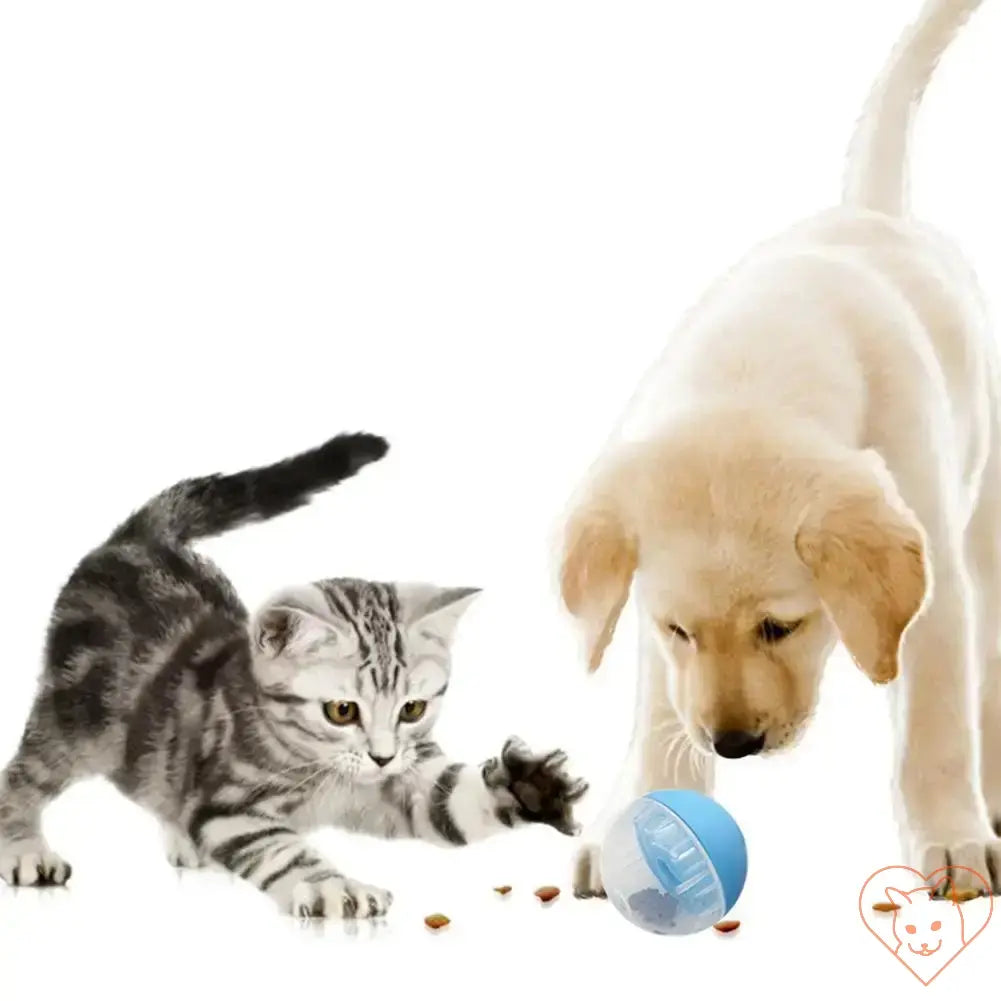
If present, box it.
[0,433,587,918]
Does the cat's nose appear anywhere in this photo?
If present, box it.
[368,752,395,768]
[712,730,765,759]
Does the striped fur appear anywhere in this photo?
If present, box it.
[0,435,587,918]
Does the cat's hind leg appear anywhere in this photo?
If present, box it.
[0,698,78,887]
[2,591,129,887]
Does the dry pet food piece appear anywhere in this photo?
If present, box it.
[493,885,512,896]
[424,913,450,930]
[872,901,900,913]
[950,888,982,903]
[534,885,561,903]
[713,920,741,933]
[928,883,982,903]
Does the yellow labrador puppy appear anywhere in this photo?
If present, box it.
[562,0,1001,898]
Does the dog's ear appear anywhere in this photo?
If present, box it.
[795,465,927,684]
[560,499,636,672]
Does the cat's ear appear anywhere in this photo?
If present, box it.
[253,587,340,659]
[253,605,334,658]
[885,887,911,909]
[398,584,481,645]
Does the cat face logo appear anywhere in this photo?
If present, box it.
[859,866,993,985]
[887,882,962,960]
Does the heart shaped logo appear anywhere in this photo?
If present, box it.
[859,865,993,985]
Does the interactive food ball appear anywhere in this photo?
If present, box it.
[600,790,747,935]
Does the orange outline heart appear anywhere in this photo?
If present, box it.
[858,865,994,985]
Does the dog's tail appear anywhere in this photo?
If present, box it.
[110,432,388,545]
[842,0,984,216]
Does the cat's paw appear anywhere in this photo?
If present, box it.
[163,827,204,870]
[483,736,588,836]
[290,875,393,920]
[0,842,72,887]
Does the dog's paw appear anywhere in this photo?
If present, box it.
[290,875,393,920]
[483,737,588,836]
[0,842,72,887]
[916,837,1001,896]
[982,769,1001,839]
[572,841,607,899]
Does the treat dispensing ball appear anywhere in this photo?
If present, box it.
[601,790,747,935]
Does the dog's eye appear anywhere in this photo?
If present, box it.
[666,623,691,643]
[756,618,802,643]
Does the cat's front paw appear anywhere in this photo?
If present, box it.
[483,736,588,836]
[290,875,393,920]
[0,841,72,887]
[163,826,204,870]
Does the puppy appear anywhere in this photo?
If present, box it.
[561,0,1001,898]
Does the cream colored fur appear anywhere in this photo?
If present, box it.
[562,0,1001,898]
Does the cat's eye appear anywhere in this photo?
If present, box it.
[756,618,802,644]
[665,623,691,643]
[399,700,428,723]
[905,924,917,934]
[931,920,942,931]
[323,700,359,725]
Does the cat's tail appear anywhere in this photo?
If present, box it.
[842,0,984,216]
[110,432,388,545]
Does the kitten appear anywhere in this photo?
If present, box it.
[0,433,587,918]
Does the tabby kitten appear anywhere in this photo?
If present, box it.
[0,433,587,918]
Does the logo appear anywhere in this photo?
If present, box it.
[859,866,993,985]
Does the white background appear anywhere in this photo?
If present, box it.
[1,0,999,996]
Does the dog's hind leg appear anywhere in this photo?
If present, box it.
[572,634,714,898]
[884,435,1001,896]
[965,418,1001,839]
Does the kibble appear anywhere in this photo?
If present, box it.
[950,888,982,903]
[872,901,900,913]
[534,886,561,903]
[493,886,512,896]
[713,920,741,933]
[424,913,450,930]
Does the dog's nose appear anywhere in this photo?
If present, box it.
[712,730,765,759]
[368,752,395,768]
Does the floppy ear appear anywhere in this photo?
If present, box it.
[398,584,481,645]
[795,472,927,684]
[560,500,636,672]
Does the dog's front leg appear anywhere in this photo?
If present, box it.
[892,552,1001,894]
[572,634,714,898]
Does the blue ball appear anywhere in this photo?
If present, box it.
[600,790,747,935]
